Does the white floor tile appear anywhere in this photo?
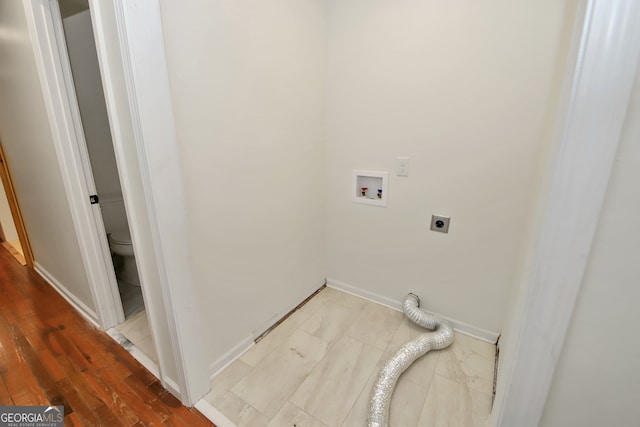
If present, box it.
[341,369,377,427]
[323,287,370,310]
[207,288,496,427]
[115,310,157,363]
[213,391,269,427]
[266,402,328,427]
[231,329,329,418]
[388,373,431,427]
[116,309,148,342]
[300,300,361,346]
[417,374,492,427]
[205,360,253,404]
[345,302,404,350]
[291,335,382,426]
[240,309,310,367]
[435,333,495,394]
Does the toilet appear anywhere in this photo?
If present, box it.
[108,230,140,287]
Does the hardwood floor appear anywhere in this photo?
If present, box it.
[0,246,214,426]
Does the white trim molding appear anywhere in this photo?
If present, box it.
[25,0,209,406]
[492,1,640,426]
[327,279,500,343]
[88,0,187,404]
[94,0,210,405]
[35,263,99,328]
[208,335,254,381]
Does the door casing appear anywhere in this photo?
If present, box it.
[0,142,35,268]
[23,0,210,405]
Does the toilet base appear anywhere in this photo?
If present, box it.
[115,254,141,287]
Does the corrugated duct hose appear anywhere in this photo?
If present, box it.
[367,293,454,427]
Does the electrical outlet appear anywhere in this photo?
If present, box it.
[430,215,451,233]
[397,157,409,177]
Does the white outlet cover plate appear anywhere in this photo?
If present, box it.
[397,157,409,176]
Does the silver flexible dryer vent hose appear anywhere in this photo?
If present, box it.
[367,293,454,427]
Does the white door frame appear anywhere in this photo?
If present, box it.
[92,0,210,405]
[492,1,640,425]
[24,0,210,405]
[23,0,124,329]
[51,1,127,327]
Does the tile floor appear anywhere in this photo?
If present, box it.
[204,287,495,427]
[115,309,158,363]
[118,280,145,318]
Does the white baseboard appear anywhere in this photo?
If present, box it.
[327,279,404,311]
[35,262,100,328]
[208,334,254,380]
[327,278,500,343]
[163,377,182,400]
[194,399,236,427]
[207,280,327,380]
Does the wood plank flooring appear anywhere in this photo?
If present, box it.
[0,246,214,426]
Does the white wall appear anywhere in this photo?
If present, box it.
[0,0,94,311]
[63,10,126,233]
[325,0,575,335]
[538,65,640,427]
[0,186,18,242]
[63,11,121,201]
[159,0,327,367]
[490,1,584,420]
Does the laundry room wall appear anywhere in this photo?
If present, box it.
[324,0,579,336]
[159,0,328,369]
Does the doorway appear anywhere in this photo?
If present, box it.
[25,0,211,404]
[0,170,24,265]
[56,0,156,362]
[0,144,34,267]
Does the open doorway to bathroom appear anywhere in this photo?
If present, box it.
[57,0,157,363]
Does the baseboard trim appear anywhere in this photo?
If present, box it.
[35,262,100,328]
[207,281,327,380]
[194,399,236,427]
[326,278,500,343]
[208,335,254,381]
[163,377,182,400]
[327,279,403,311]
